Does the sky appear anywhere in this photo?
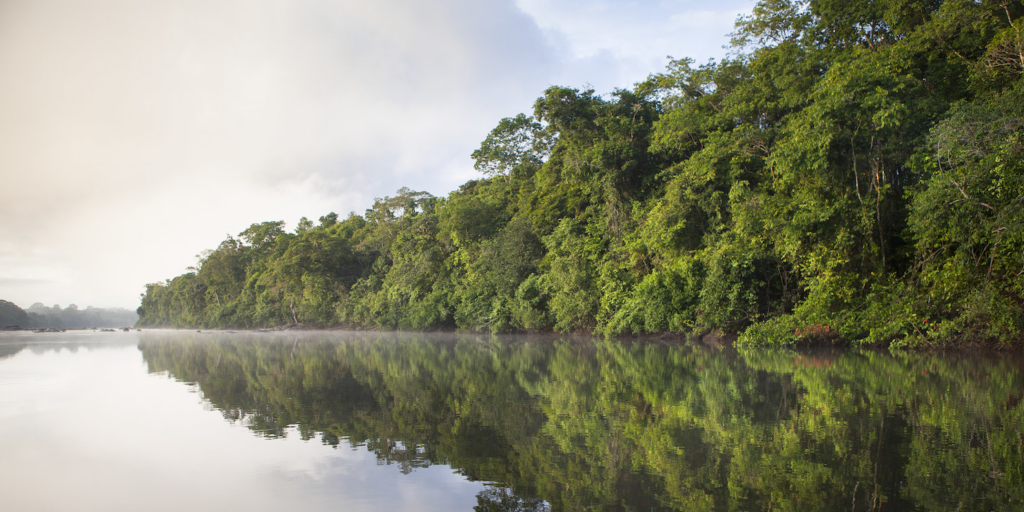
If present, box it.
[0,0,755,310]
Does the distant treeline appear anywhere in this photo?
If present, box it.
[137,0,1024,347]
[0,300,138,329]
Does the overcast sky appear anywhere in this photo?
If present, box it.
[0,0,754,310]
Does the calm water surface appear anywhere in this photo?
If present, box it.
[0,330,1021,511]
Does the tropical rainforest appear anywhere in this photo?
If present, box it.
[139,332,1024,510]
[137,0,1024,347]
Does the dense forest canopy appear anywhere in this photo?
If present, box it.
[137,0,1024,347]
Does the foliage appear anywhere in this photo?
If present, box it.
[138,0,1024,347]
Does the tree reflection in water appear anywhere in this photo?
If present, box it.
[138,332,1024,511]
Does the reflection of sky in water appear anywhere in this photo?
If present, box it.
[0,332,485,512]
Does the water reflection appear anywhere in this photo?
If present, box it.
[0,343,26,361]
[0,330,137,360]
[138,331,1024,511]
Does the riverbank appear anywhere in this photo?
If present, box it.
[128,323,1024,352]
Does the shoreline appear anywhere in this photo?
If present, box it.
[128,324,1024,352]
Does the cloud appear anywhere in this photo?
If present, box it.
[516,0,754,90]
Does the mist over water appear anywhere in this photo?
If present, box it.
[1,330,1022,511]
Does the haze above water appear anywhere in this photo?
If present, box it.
[0,330,1021,511]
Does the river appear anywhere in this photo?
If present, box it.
[0,330,1021,511]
